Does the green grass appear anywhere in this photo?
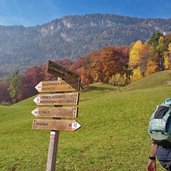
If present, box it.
[1,71,171,171]
[123,70,171,91]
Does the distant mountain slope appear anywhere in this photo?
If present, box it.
[0,14,171,79]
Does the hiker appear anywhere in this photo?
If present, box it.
[146,141,171,170]
[146,98,171,171]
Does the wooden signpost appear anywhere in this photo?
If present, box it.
[32,60,81,171]
[47,60,80,91]
[33,92,79,106]
[35,80,76,93]
[32,107,78,118]
[32,119,81,132]
[47,60,79,81]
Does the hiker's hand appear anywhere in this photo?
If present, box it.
[146,159,156,171]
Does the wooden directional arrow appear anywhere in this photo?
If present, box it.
[33,92,79,106]
[35,80,76,93]
[47,60,79,80]
[32,107,78,118]
[32,119,81,132]
[47,60,80,90]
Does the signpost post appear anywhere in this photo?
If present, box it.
[46,130,59,171]
[32,61,81,171]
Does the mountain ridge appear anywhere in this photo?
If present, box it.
[0,13,171,79]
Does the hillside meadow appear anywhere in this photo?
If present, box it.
[0,71,171,171]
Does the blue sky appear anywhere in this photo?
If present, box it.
[0,0,171,26]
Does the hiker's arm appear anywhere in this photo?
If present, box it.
[146,142,158,171]
[149,141,158,158]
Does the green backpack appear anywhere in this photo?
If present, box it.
[148,98,171,143]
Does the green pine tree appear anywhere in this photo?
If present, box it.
[9,71,21,102]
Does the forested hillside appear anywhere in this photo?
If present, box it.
[1,31,171,104]
[0,14,171,79]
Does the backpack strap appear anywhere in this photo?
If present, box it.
[162,108,171,134]
[163,108,171,124]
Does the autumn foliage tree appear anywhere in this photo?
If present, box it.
[129,40,144,68]
[0,80,11,104]
[109,73,126,91]
[163,52,170,70]
[20,66,46,100]
[128,40,144,82]
[145,59,158,75]
[139,43,154,74]
[128,32,171,80]
[148,32,170,71]
[130,67,143,82]
[76,46,129,85]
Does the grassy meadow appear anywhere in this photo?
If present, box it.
[1,70,171,171]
